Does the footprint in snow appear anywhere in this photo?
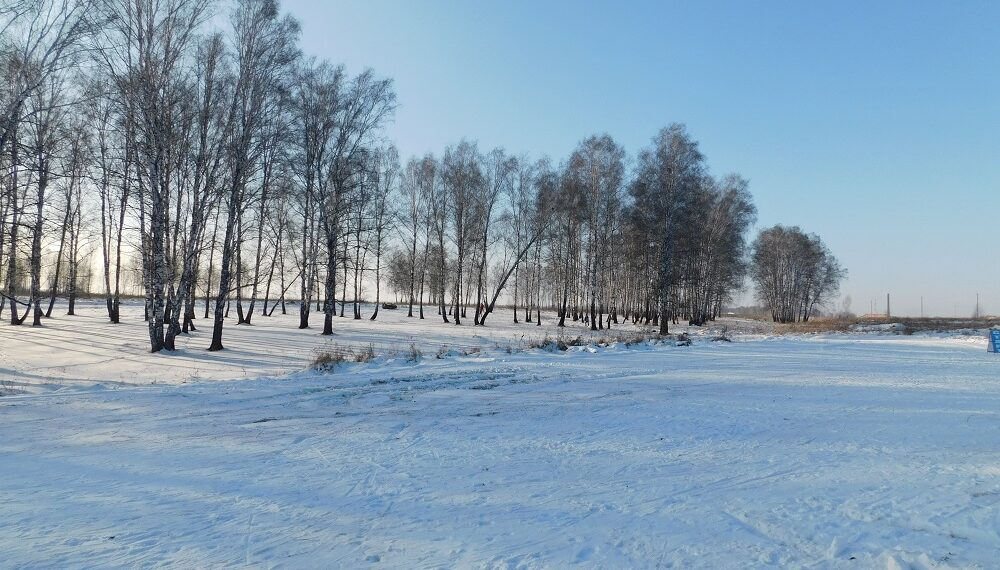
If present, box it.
[575,545,596,562]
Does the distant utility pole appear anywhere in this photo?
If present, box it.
[886,293,890,319]
[975,293,981,320]
[920,296,924,318]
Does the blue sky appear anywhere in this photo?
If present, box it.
[282,0,1000,317]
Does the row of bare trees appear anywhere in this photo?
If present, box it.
[384,125,760,336]
[1,0,95,328]
[1,0,398,352]
[2,0,842,353]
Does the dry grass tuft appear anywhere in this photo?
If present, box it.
[311,351,345,370]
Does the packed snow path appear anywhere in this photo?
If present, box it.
[3,336,1000,568]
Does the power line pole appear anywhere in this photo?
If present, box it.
[886,293,890,319]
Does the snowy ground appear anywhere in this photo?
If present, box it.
[0,300,668,391]
[2,304,1000,568]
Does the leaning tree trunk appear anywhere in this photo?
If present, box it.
[209,185,240,352]
[66,206,81,316]
[45,197,71,318]
[29,160,48,327]
[245,181,271,324]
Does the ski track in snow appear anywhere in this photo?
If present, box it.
[2,304,1000,568]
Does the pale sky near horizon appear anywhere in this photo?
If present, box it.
[280,0,1000,317]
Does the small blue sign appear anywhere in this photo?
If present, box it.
[990,330,1000,353]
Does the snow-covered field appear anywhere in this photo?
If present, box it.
[3,303,1000,568]
[0,300,669,391]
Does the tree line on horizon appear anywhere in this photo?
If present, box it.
[0,0,845,353]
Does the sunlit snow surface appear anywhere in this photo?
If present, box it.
[2,305,999,568]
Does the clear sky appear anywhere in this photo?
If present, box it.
[282,0,1000,317]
